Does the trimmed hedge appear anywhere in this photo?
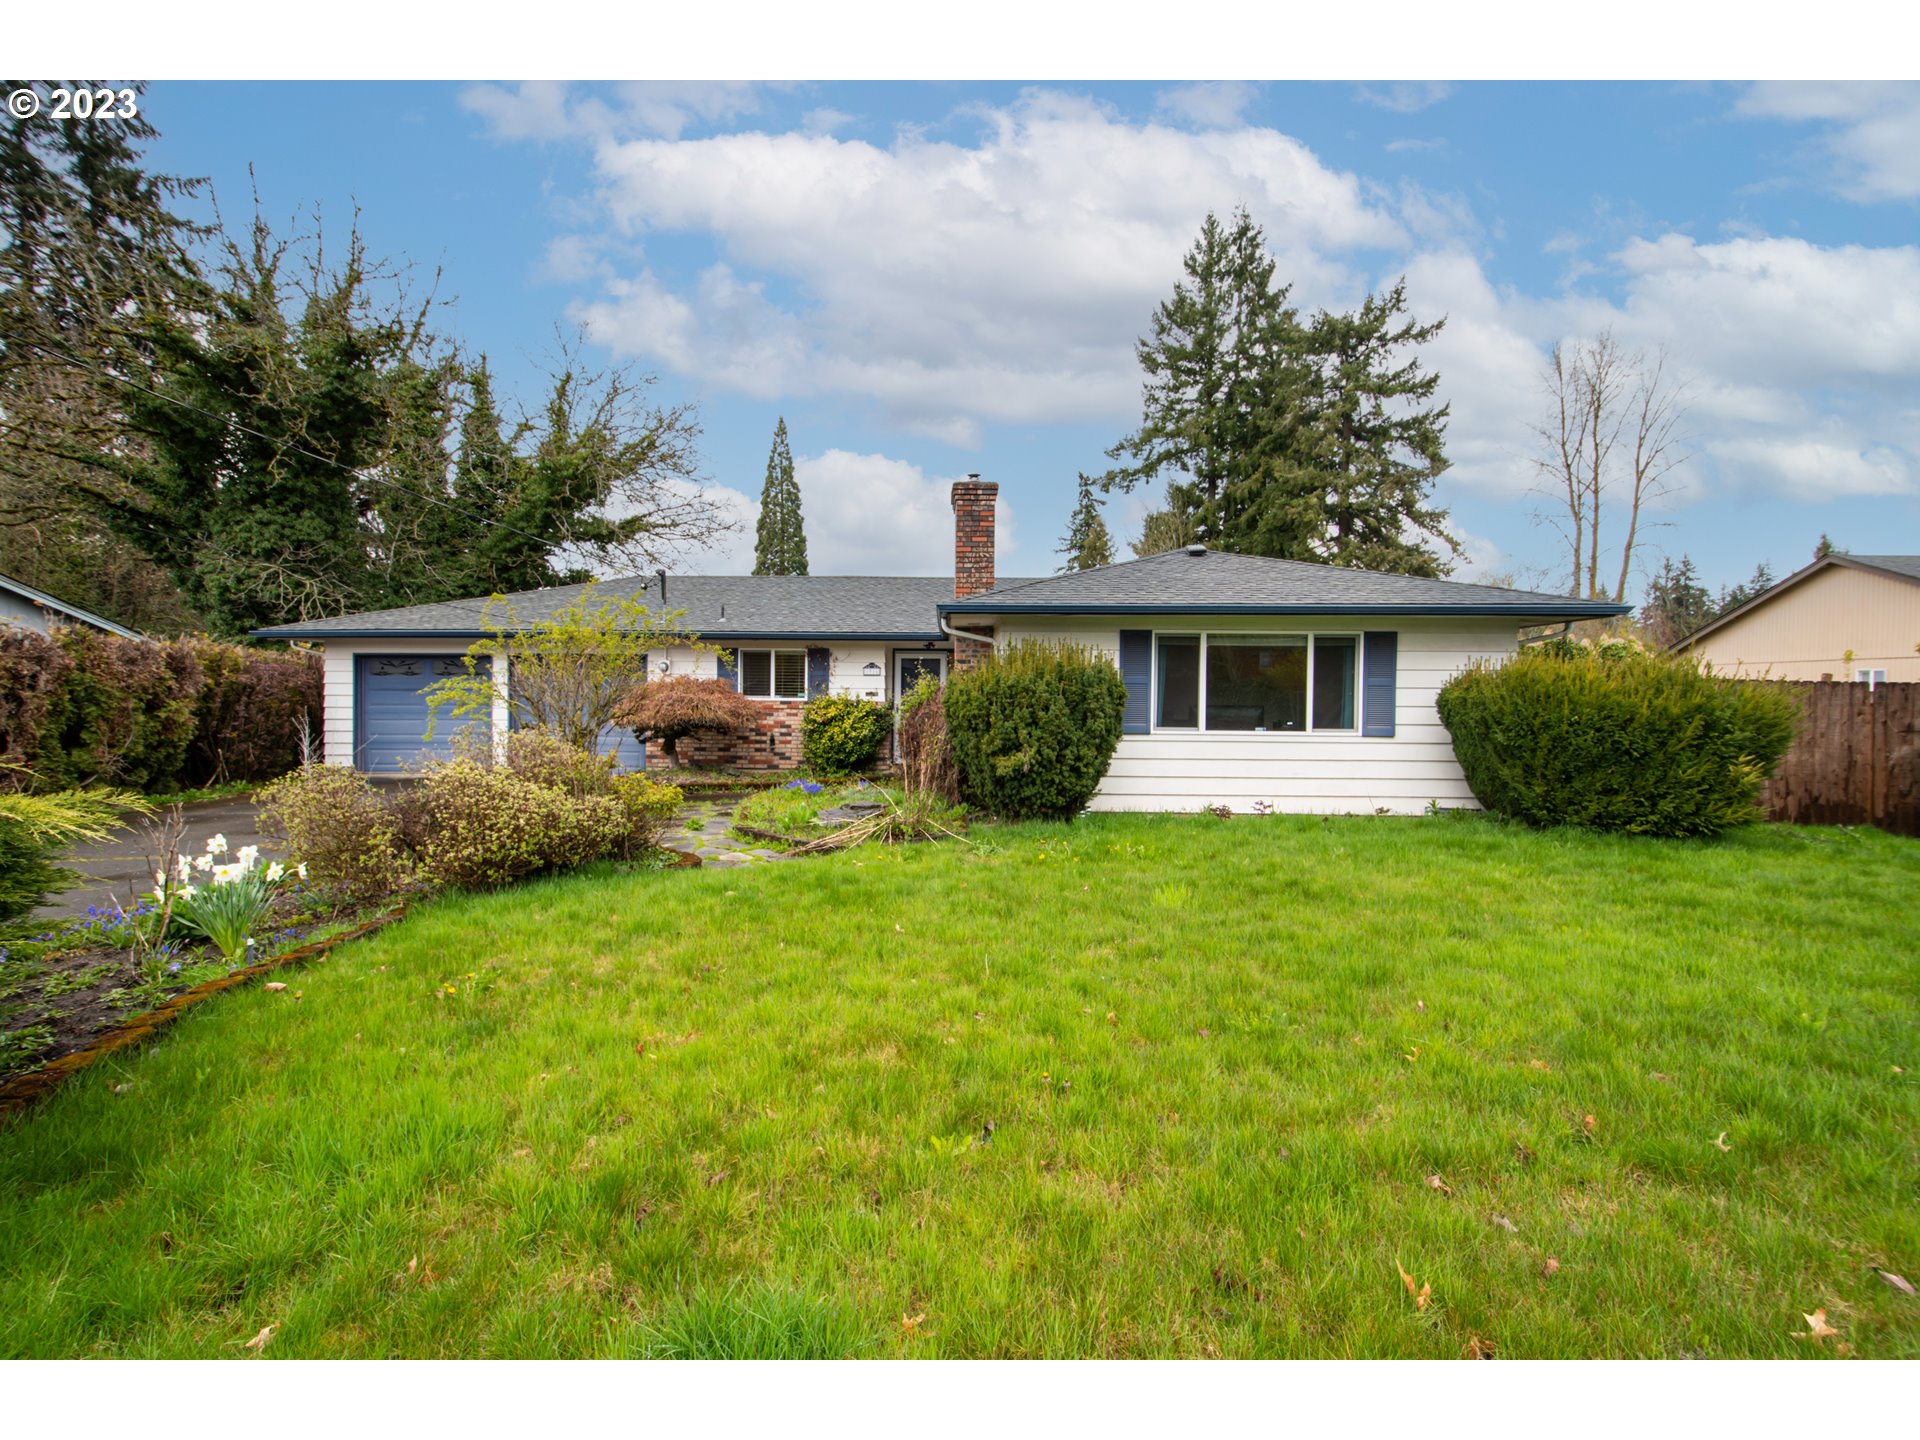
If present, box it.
[944,640,1126,821]
[800,694,892,777]
[0,628,320,794]
[1435,643,1800,837]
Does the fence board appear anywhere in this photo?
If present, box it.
[1761,682,1918,836]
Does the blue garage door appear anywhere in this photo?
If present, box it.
[356,654,491,774]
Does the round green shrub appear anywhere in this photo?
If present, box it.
[1435,644,1801,837]
[799,694,892,778]
[943,640,1126,821]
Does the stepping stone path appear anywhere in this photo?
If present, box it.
[659,796,789,867]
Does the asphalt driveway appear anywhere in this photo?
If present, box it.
[32,799,287,923]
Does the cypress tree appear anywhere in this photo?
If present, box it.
[753,417,808,576]
[1057,473,1115,572]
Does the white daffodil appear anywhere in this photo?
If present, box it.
[237,844,260,867]
[296,862,309,881]
[212,863,238,885]
[193,854,213,872]
[175,857,193,884]
[266,861,285,883]
[153,870,166,887]
[207,833,228,855]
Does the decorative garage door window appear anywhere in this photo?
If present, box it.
[355,653,492,774]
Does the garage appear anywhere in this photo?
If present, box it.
[354,654,492,774]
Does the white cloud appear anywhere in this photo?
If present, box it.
[1385,136,1447,154]
[1396,234,1920,508]
[1155,82,1260,129]
[1736,81,1920,202]
[461,80,764,142]
[670,450,1021,576]
[1354,82,1453,114]
[570,89,1402,438]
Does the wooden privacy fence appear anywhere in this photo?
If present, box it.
[1762,681,1919,836]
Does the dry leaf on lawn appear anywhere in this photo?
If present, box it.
[1395,1260,1431,1310]
[1793,1309,1839,1340]
[1425,1173,1453,1195]
[1713,1132,1732,1152]
[1877,1270,1916,1296]
[1463,1334,1495,1359]
[1491,1213,1518,1234]
[263,982,287,992]
[244,1323,276,1353]
[1542,1257,1560,1277]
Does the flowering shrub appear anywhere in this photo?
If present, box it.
[257,765,412,905]
[158,832,305,963]
[412,760,627,889]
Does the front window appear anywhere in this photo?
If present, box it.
[740,648,807,699]
[1154,632,1358,733]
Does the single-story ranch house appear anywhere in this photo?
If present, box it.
[254,477,1626,813]
[1673,551,1920,685]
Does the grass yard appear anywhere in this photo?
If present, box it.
[0,813,1914,1358]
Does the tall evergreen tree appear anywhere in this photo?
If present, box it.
[1103,208,1315,554]
[1105,209,1457,574]
[0,81,210,630]
[1056,473,1114,572]
[1639,555,1716,647]
[1296,280,1456,576]
[1132,507,1196,558]
[753,417,808,575]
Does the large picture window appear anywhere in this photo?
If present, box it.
[1154,632,1359,733]
[739,648,807,699]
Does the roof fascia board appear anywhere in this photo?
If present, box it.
[938,601,1631,619]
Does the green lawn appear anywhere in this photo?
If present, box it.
[2,813,1915,1358]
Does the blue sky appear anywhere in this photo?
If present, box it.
[141,79,1920,597]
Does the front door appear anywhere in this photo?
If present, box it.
[895,652,946,703]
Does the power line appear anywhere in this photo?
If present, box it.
[15,334,561,555]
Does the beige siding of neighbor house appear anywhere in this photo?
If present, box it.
[994,613,1519,815]
[1684,566,1920,682]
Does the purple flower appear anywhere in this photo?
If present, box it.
[168,961,181,974]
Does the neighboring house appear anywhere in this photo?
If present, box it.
[252,477,1625,812]
[1673,553,1920,686]
[0,572,140,640]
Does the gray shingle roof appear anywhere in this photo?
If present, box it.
[941,547,1630,618]
[1848,555,1920,582]
[253,574,1040,642]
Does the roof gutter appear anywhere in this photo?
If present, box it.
[939,615,998,651]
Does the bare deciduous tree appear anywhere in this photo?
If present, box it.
[1532,330,1687,602]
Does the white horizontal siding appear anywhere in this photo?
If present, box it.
[992,614,1516,816]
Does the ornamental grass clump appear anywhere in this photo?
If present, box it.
[1435,643,1801,837]
[943,640,1125,821]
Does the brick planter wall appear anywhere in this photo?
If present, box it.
[642,699,806,771]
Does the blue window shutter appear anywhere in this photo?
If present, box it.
[716,648,738,689]
[806,647,830,698]
[1118,630,1151,735]
[1362,631,1397,737]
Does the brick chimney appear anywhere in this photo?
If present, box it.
[951,474,998,599]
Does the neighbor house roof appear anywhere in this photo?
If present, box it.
[0,572,140,638]
[253,574,1036,643]
[1674,552,1920,651]
[939,547,1630,619]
